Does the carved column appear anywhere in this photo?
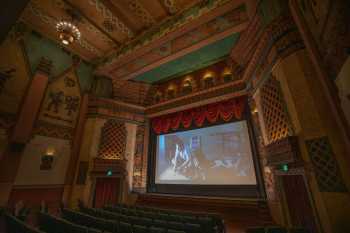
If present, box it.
[10,57,51,145]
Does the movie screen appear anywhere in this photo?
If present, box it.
[155,121,257,185]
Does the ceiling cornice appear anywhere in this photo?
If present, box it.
[97,0,246,72]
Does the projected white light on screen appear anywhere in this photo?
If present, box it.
[155,121,257,185]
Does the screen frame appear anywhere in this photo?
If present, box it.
[147,104,266,198]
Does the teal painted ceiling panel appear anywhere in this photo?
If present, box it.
[24,32,72,79]
[133,33,240,83]
[24,32,94,92]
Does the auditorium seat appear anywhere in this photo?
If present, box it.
[266,227,287,233]
[119,221,132,233]
[38,212,94,233]
[184,223,201,233]
[182,215,197,223]
[5,213,45,233]
[150,226,167,233]
[128,216,139,224]
[133,224,149,233]
[87,228,101,233]
[245,227,265,233]
[167,229,186,233]
[289,228,310,233]
[167,221,185,231]
[158,213,170,221]
[154,219,168,228]
[61,208,115,233]
[169,214,183,222]
[138,217,154,227]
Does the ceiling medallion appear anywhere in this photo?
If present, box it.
[56,21,81,45]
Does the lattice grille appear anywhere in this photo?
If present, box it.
[260,77,293,144]
[306,136,347,192]
[98,120,126,159]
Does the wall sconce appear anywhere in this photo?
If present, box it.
[40,146,56,170]
[251,107,258,114]
[203,71,214,79]
[46,147,56,156]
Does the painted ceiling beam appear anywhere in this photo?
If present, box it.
[99,0,138,35]
[63,0,121,48]
[122,21,247,81]
[97,0,246,75]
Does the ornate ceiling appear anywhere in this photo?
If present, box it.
[20,0,251,82]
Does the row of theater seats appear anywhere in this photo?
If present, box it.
[63,208,188,233]
[246,226,310,233]
[38,212,101,233]
[104,204,222,224]
[5,214,44,233]
[98,204,223,233]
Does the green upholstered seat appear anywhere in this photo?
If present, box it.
[184,223,201,233]
[266,227,287,233]
[246,227,265,233]
[133,224,149,233]
[119,222,132,233]
[150,226,167,233]
[138,217,153,227]
[154,220,168,229]
[167,221,185,231]
[289,228,310,233]
[167,229,186,233]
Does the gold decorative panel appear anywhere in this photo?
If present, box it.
[260,76,293,144]
[98,120,127,159]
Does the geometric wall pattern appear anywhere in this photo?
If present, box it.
[132,125,145,192]
[260,76,293,144]
[306,136,347,192]
[98,120,126,159]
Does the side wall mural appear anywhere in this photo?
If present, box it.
[0,28,97,208]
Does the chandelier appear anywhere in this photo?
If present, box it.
[56,20,81,45]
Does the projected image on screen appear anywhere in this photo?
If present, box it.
[155,121,257,185]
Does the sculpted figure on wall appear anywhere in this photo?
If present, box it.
[47,91,64,113]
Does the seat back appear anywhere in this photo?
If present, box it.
[184,223,201,233]
[167,221,185,231]
[246,227,265,233]
[119,221,132,233]
[289,228,310,233]
[266,227,287,233]
[133,224,149,233]
[167,230,186,233]
[150,226,167,233]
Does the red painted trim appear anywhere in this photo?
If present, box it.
[8,186,63,208]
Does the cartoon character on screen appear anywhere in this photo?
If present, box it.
[172,141,205,181]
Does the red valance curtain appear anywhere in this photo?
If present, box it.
[151,97,246,134]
